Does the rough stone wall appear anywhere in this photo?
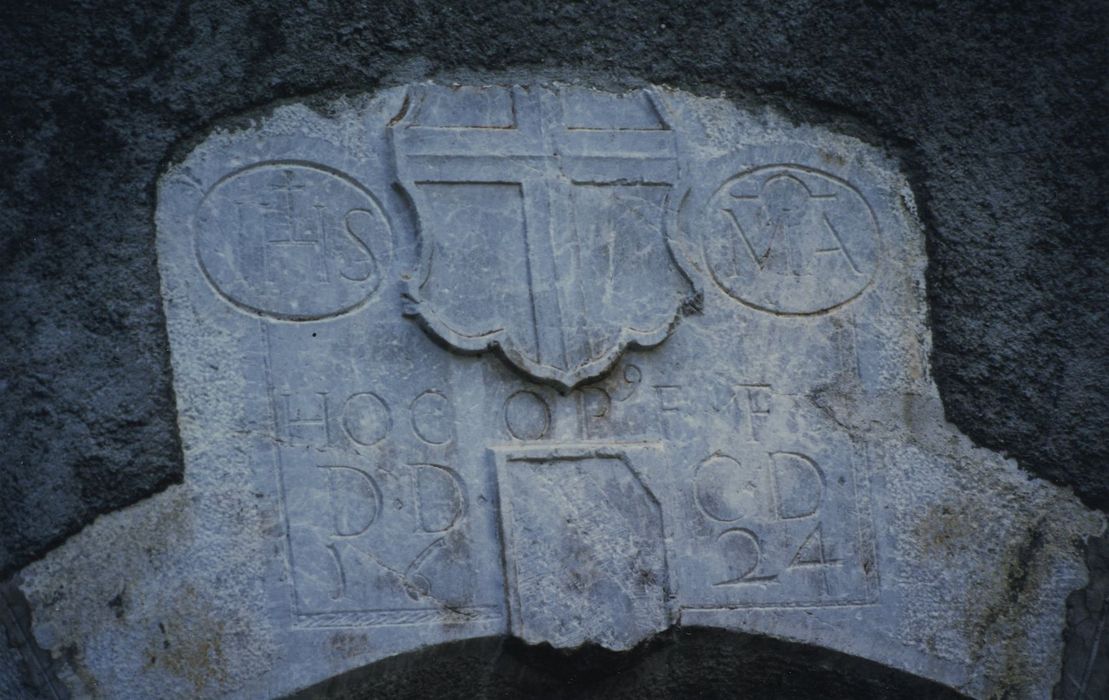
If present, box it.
[1,0,1105,696]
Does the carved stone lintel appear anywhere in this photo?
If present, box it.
[15,82,1100,700]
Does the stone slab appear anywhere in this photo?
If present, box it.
[18,83,1102,699]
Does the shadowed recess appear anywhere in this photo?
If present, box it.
[287,628,967,699]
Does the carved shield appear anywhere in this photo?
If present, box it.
[391,85,695,390]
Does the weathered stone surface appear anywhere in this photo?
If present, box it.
[18,84,1101,699]
[394,85,695,390]
[4,4,1107,630]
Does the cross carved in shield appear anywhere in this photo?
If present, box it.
[390,84,696,390]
